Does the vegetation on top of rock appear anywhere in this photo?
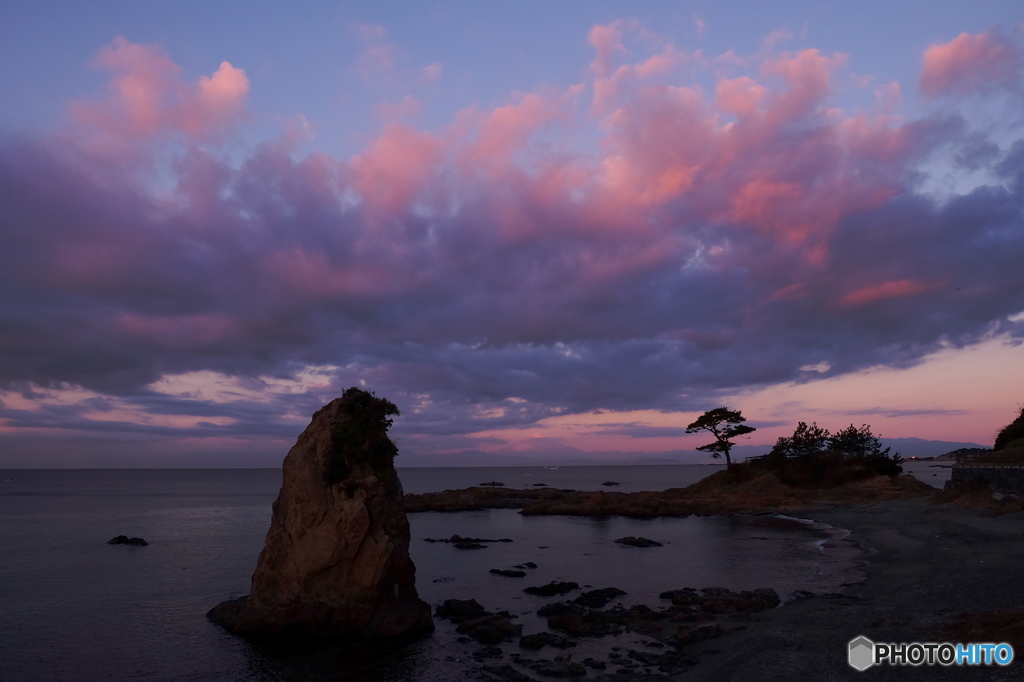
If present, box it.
[324,387,400,485]
[994,406,1024,452]
[750,422,903,485]
[768,422,897,461]
[686,408,756,471]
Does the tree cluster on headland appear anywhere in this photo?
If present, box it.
[993,405,1024,453]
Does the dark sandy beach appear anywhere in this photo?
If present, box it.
[678,498,1024,681]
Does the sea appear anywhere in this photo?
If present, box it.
[0,463,949,682]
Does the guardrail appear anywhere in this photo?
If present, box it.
[953,450,1024,465]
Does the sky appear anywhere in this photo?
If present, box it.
[1,1,1023,467]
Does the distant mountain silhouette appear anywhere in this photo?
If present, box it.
[398,436,988,468]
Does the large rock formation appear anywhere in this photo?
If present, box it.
[207,388,433,639]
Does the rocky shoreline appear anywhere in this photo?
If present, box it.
[404,472,935,517]
[408,479,1024,680]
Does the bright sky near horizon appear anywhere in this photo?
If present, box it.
[1,1,1023,467]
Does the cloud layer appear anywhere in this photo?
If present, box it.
[1,27,1023,461]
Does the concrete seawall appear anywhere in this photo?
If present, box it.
[950,463,1024,494]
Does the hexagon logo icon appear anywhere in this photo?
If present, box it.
[848,636,875,671]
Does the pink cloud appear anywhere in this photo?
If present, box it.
[116,313,240,347]
[759,49,847,120]
[715,76,767,118]
[769,283,808,301]
[265,249,408,298]
[591,47,689,115]
[728,179,804,230]
[873,82,902,111]
[588,21,627,77]
[460,90,578,176]
[841,279,946,307]
[920,31,1023,98]
[68,37,249,145]
[421,62,443,82]
[351,124,443,213]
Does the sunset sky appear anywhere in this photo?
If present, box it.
[1,2,1023,467]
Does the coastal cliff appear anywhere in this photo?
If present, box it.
[208,388,433,639]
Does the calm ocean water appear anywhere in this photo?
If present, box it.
[0,464,944,681]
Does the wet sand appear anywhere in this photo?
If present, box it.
[680,498,1024,681]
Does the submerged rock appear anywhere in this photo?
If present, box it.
[523,657,587,678]
[206,388,433,639]
[490,569,528,578]
[519,632,575,650]
[423,534,513,545]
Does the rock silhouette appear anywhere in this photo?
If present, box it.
[207,388,433,639]
[106,535,148,546]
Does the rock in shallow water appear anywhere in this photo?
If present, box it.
[524,581,580,597]
[490,569,528,578]
[614,536,663,547]
[573,586,627,608]
[206,388,433,639]
[106,535,148,546]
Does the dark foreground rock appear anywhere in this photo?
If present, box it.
[436,598,487,622]
[435,599,521,644]
[436,582,789,680]
[106,535,148,546]
[574,587,628,608]
[206,388,433,639]
[525,581,580,597]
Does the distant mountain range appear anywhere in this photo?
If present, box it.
[399,436,988,468]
